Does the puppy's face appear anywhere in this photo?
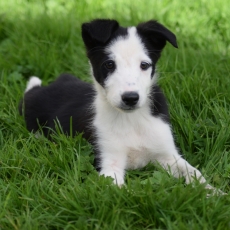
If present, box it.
[82,19,177,112]
[101,27,154,111]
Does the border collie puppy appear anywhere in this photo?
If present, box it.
[20,19,214,189]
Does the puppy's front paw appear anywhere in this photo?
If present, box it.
[99,169,124,186]
[205,184,227,196]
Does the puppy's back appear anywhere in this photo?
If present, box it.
[19,74,95,137]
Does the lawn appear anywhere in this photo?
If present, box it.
[0,0,230,229]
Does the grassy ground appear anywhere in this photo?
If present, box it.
[0,0,230,229]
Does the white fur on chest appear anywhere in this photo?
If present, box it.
[93,96,175,170]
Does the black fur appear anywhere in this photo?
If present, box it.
[136,20,178,78]
[82,20,128,87]
[19,74,95,140]
[150,85,170,123]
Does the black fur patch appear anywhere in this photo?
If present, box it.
[19,74,95,139]
[82,20,128,87]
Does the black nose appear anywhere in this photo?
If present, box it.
[121,92,139,106]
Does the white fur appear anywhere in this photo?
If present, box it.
[94,94,209,187]
[25,76,42,92]
[93,27,213,189]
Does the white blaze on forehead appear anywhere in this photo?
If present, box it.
[106,27,151,64]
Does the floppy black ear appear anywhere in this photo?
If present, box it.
[137,20,178,49]
[82,19,119,51]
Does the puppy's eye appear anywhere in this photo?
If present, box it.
[140,62,151,70]
[104,60,115,70]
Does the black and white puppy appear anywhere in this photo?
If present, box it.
[20,19,213,189]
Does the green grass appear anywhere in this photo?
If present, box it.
[0,0,230,229]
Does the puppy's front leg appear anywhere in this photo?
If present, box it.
[156,154,211,187]
[99,146,127,186]
[150,121,213,189]
[155,154,227,196]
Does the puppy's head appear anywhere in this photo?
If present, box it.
[82,19,177,112]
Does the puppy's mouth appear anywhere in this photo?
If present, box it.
[117,104,139,112]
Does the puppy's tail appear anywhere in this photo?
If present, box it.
[19,76,42,116]
[25,76,42,93]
